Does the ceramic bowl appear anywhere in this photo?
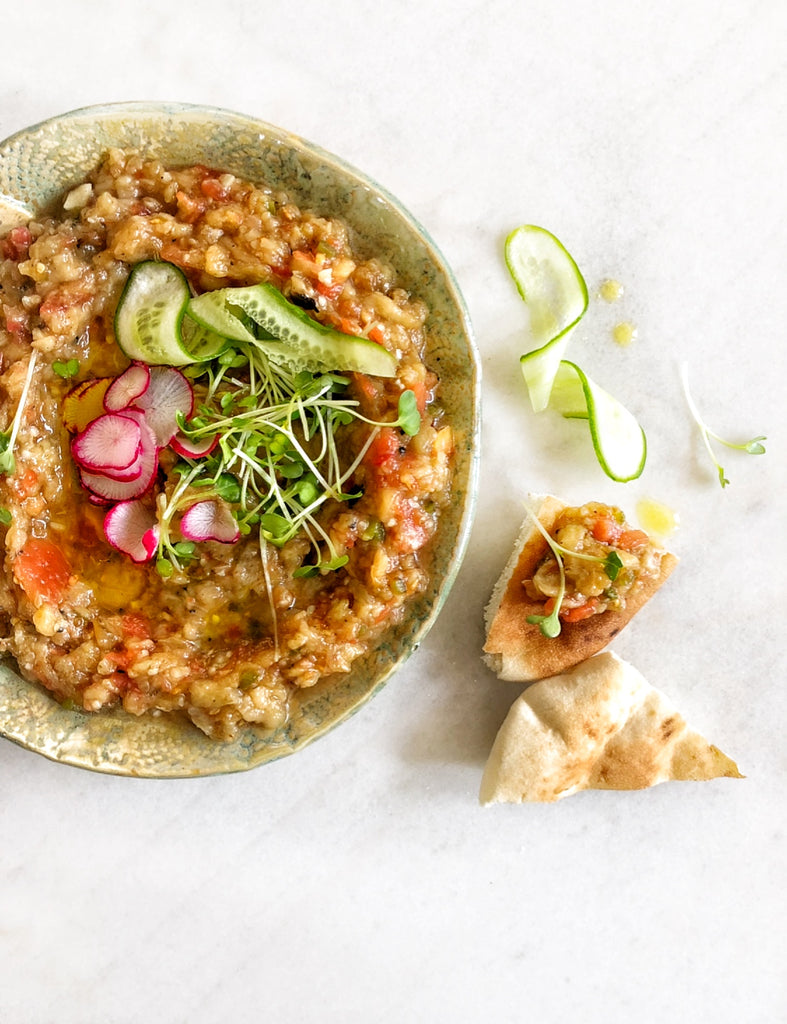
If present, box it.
[0,102,480,777]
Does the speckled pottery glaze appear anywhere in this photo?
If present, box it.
[0,102,480,777]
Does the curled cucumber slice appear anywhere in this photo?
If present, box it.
[506,225,588,411]
[188,282,398,377]
[115,261,226,365]
[505,223,647,481]
[187,290,258,345]
[114,261,193,365]
[551,360,647,482]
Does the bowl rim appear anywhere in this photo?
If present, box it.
[0,101,481,776]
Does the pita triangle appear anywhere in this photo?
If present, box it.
[480,652,742,804]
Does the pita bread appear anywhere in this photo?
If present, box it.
[479,652,742,804]
[483,497,678,682]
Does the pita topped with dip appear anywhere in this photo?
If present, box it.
[483,497,679,683]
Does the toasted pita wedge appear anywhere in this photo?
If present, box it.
[480,652,742,804]
[483,496,678,682]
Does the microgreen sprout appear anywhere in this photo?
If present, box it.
[52,358,80,379]
[0,351,37,476]
[680,363,766,488]
[155,342,420,577]
[522,504,625,638]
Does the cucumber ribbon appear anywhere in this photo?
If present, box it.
[506,224,646,482]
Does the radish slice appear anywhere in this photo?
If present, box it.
[180,499,240,544]
[91,448,145,484]
[104,363,151,412]
[87,491,113,507]
[79,413,159,501]
[62,377,113,433]
[104,500,160,563]
[170,431,219,458]
[133,366,194,446]
[71,413,142,473]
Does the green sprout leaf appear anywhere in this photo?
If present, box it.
[0,507,12,526]
[603,550,624,581]
[0,351,37,477]
[0,435,15,476]
[519,504,635,637]
[214,473,242,503]
[52,358,80,379]
[156,557,174,579]
[680,363,766,488]
[396,390,421,437]
[522,505,567,638]
[526,601,563,639]
[292,564,319,579]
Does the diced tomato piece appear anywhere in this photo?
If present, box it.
[616,529,650,552]
[200,176,230,201]
[365,427,401,469]
[316,278,343,301]
[14,539,72,604]
[10,467,38,500]
[353,372,382,403]
[409,378,428,414]
[367,325,385,345]
[39,284,90,333]
[591,516,621,545]
[351,372,388,420]
[121,612,151,640]
[175,190,207,224]
[159,242,197,269]
[3,304,30,336]
[1,226,32,261]
[105,650,134,671]
[392,499,430,553]
[560,597,599,622]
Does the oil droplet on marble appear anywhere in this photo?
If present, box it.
[637,498,679,541]
[599,278,624,302]
[612,321,638,346]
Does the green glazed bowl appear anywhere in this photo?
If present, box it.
[0,102,480,777]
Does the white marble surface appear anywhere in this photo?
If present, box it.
[1,2,785,1022]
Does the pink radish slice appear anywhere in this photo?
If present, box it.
[62,377,113,433]
[180,499,240,544]
[104,363,151,412]
[87,491,113,507]
[133,366,194,446]
[71,413,142,473]
[79,413,159,501]
[170,431,219,458]
[104,500,160,563]
[90,448,145,484]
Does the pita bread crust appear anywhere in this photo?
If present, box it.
[479,653,742,804]
[483,498,678,682]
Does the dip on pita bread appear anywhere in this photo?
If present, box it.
[483,497,678,682]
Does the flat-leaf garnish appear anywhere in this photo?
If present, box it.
[680,363,766,488]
